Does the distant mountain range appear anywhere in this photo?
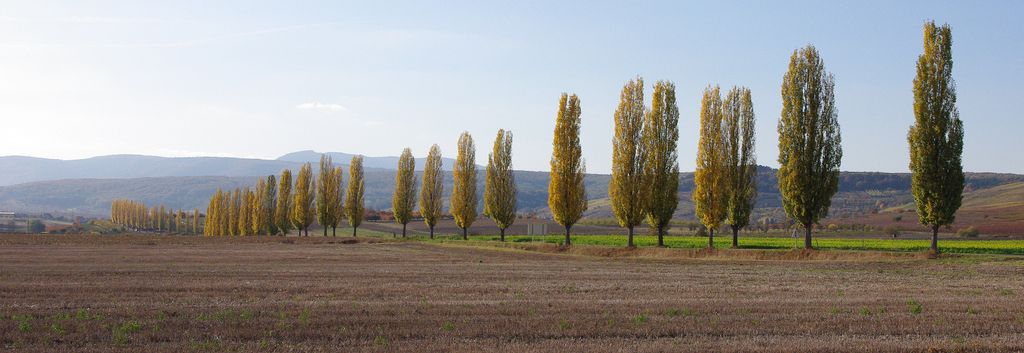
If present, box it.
[1,152,1022,234]
[0,151,459,186]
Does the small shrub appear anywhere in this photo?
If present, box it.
[957,226,980,238]
[908,299,923,315]
[557,319,572,330]
[112,320,142,345]
[632,313,648,325]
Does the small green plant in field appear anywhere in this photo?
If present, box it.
[112,320,142,345]
[908,299,923,315]
[665,308,680,317]
[50,322,65,335]
[441,321,456,331]
[999,288,1014,296]
[298,309,311,325]
[75,309,90,320]
[859,307,872,316]
[966,306,978,315]
[557,319,572,330]
[828,306,845,315]
[156,311,168,321]
[373,335,390,347]
[632,313,648,325]
[54,312,71,321]
[13,315,32,332]
[239,309,254,321]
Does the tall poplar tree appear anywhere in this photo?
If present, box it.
[643,80,680,247]
[276,169,293,236]
[292,163,315,236]
[420,144,444,238]
[548,93,587,246]
[193,208,201,235]
[392,148,417,237]
[316,155,336,236]
[239,186,252,236]
[263,175,278,235]
[778,45,843,249]
[610,77,647,248]
[723,87,758,248]
[909,21,964,254]
[694,86,727,249]
[346,156,365,236]
[451,132,478,240]
[331,166,345,235]
[251,178,266,235]
[484,130,516,241]
[229,188,241,236]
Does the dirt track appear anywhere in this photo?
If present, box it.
[2,234,1024,352]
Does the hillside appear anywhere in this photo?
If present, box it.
[0,155,303,186]
[277,150,460,171]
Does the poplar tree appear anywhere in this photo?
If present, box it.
[643,80,680,247]
[420,144,444,238]
[276,169,293,236]
[451,132,478,240]
[218,192,230,236]
[316,155,336,236]
[239,186,252,236]
[204,192,218,236]
[909,21,964,254]
[229,188,241,236]
[778,45,843,249]
[392,148,417,237]
[548,93,587,246]
[723,87,757,248]
[263,175,278,235]
[484,130,516,241]
[193,208,200,235]
[694,86,727,249]
[251,178,266,235]
[292,163,315,236]
[346,156,365,237]
[331,166,344,235]
[610,77,647,248]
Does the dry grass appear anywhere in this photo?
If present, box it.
[2,234,1024,352]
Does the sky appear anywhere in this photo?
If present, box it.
[1,0,1022,174]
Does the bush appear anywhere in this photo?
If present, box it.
[957,226,980,238]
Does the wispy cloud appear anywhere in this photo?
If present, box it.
[296,102,348,113]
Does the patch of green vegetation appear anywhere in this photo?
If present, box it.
[557,319,572,330]
[482,235,1024,255]
[298,309,311,325]
[908,299,923,315]
[12,315,32,332]
[50,322,65,335]
[632,313,648,325]
[859,307,873,316]
[373,335,390,346]
[111,320,142,345]
[441,321,456,331]
[999,288,1015,296]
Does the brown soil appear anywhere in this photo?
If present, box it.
[2,234,1023,352]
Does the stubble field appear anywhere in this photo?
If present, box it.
[2,234,1024,352]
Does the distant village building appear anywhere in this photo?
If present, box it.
[0,211,15,220]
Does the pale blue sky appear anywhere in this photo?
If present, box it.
[1,1,1021,173]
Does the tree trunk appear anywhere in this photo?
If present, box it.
[564,225,572,246]
[657,226,665,247]
[804,224,813,249]
[708,228,715,249]
[353,226,357,237]
[500,228,505,242]
[462,227,468,240]
[323,226,327,237]
[332,226,337,237]
[731,226,739,249]
[627,227,635,248]
[429,225,434,239]
[931,224,939,254]
[402,223,407,238]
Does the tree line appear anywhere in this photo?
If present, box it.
[110,199,201,234]
[112,22,963,253]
